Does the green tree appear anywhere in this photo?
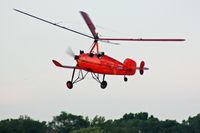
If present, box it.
[187,113,200,133]
[0,115,47,133]
[48,111,90,133]
[70,127,104,133]
[122,112,148,120]
[91,115,105,127]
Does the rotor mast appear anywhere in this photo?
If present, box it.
[89,40,99,53]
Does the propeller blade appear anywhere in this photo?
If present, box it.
[66,47,75,57]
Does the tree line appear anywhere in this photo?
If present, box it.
[0,112,200,133]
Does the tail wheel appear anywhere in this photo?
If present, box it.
[124,77,128,82]
[100,81,107,89]
[66,81,73,89]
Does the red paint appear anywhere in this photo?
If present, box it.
[14,9,185,88]
[76,53,136,75]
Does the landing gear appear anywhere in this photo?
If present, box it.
[101,81,107,89]
[124,76,128,82]
[66,68,108,89]
[66,81,73,89]
[66,68,75,89]
[100,74,107,89]
[91,73,108,89]
[66,68,88,89]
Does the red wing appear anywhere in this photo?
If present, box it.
[80,11,97,38]
[52,60,80,69]
[99,38,185,42]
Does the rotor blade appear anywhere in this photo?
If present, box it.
[66,47,75,57]
[14,9,94,39]
[80,11,97,38]
[99,40,120,45]
[99,38,185,41]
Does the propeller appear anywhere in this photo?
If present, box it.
[66,47,79,60]
[66,47,75,58]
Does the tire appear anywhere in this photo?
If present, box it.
[124,77,128,82]
[100,81,107,89]
[66,81,73,89]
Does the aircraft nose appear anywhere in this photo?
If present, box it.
[74,55,79,60]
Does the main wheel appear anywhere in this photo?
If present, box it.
[124,77,128,82]
[66,81,73,89]
[100,81,107,89]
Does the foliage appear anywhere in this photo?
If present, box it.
[48,111,90,133]
[1,112,200,133]
[0,115,47,133]
[187,114,200,133]
[70,127,104,133]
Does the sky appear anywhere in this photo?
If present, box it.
[1,0,200,122]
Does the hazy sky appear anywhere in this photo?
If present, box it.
[1,0,200,122]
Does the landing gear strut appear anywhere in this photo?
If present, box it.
[66,68,108,89]
[66,68,89,89]
[66,68,75,89]
[91,73,108,89]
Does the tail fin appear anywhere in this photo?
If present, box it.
[123,58,136,75]
[136,61,149,75]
